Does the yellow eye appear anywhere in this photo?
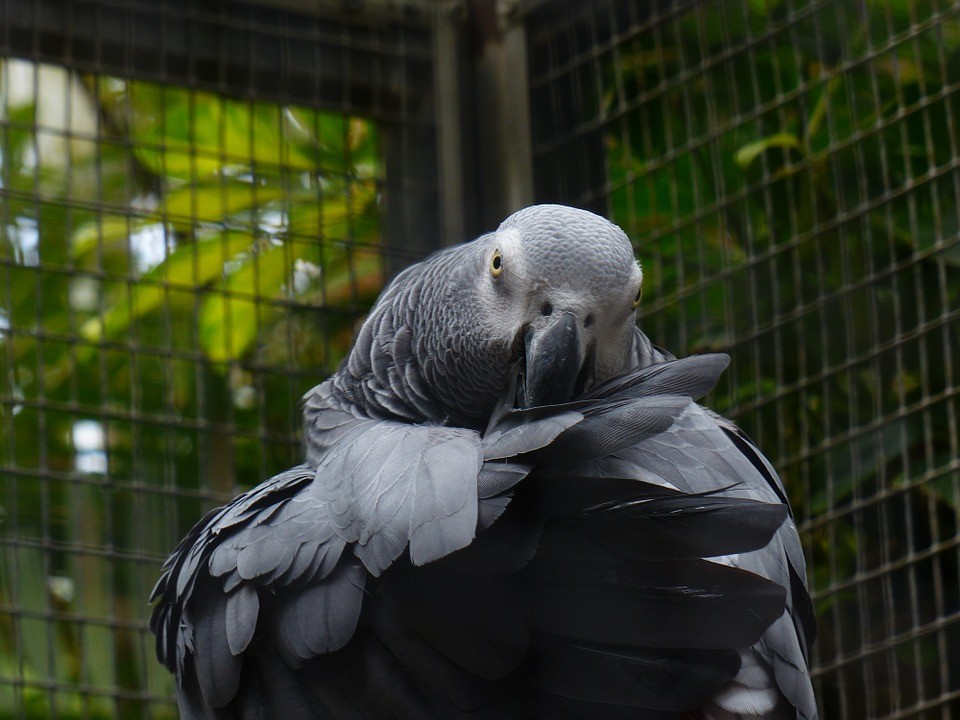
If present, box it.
[632,286,642,309]
[491,249,503,278]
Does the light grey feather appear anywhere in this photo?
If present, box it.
[476,462,531,498]
[408,434,483,565]
[482,410,584,460]
[314,420,483,575]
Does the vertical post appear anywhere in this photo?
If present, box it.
[521,0,609,216]
[380,118,441,277]
[433,4,469,245]
[469,0,535,229]
[498,20,536,213]
[386,0,544,264]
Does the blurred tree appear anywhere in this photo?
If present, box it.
[605,0,960,715]
[0,63,382,718]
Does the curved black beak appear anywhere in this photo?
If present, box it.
[521,312,587,407]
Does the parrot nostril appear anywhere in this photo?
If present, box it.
[540,302,553,317]
[584,314,595,328]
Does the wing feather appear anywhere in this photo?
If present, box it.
[225,584,259,656]
[526,633,740,712]
[153,348,816,719]
[315,421,484,574]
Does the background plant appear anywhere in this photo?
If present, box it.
[0,67,382,718]
[605,0,959,713]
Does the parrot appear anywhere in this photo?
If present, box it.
[150,204,818,720]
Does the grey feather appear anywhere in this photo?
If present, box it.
[476,462,530,498]
[482,410,584,460]
[193,593,242,708]
[408,434,483,565]
[551,395,692,461]
[236,535,287,581]
[275,559,365,667]
[225,584,259,656]
[477,495,512,529]
[585,353,730,403]
[314,421,483,574]
[767,614,818,720]
[152,205,816,720]
[574,402,815,717]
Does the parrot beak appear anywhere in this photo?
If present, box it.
[520,311,589,407]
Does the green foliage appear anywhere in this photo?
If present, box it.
[606,0,960,713]
[0,65,382,718]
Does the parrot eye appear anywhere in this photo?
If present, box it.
[491,249,503,278]
[632,286,642,309]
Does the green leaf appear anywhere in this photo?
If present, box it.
[71,216,138,261]
[288,187,380,245]
[285,112,380,172]
[198,244,290,363]
[162,181,286,227]
[747,0,783,15]
[734,132,802,169]
[805,76,842,147]
[82,232,255,342]
[320,245,383,306]
[129,86,325,179]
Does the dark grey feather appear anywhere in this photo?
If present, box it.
[366,606,498,712]
[526,634,740,711]
[376,565,529,680]
[531,475,788,560]
[550,395,691,461]
[522,528,787,645]
[584,352,730,402]
[274,558,365,667]
[225,584,259,656]
[566,401,817,717]
[193,590,242,708]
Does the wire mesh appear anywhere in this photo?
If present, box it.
[3,0,959,718]
[0,2,437,718]
[526,0,960,717]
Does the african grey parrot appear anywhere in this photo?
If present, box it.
[151,204,817,720]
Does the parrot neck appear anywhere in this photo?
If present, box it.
[315,247,511,430]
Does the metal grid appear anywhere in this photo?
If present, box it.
[2,0,959,718]
[526,0,960,717]
[0,2,437,717]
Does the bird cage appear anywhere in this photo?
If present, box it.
[1,0,958,717]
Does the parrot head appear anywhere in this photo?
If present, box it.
[333,204,646,427]
[474,204,643,408]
